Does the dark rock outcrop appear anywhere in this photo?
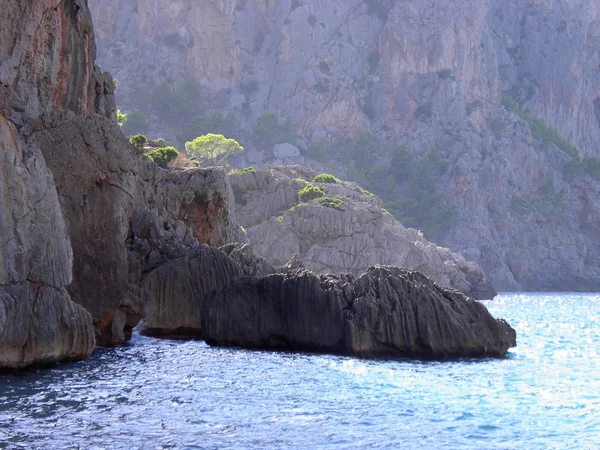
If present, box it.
[139,245,242,338]
[0,0,243,367]
[31,115,243,346]
[203,266,516,358]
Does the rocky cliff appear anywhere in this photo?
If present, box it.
[230,166,496,299]
[203,266,516,358]
[0,0,242,368]
[90,0,600,292]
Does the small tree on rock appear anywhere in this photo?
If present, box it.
[129,134,147,151]
[185,133,244,166]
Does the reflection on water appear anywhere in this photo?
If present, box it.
[1,293,599,449]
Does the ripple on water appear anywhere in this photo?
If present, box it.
[0,293,599,449]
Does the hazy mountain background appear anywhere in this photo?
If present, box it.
[89,0,600,291]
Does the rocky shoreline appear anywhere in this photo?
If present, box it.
[0,0,515,370]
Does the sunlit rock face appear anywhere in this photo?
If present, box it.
[230,166,496,300]
[90,0,600,292]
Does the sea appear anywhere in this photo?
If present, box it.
[1,293,599,449]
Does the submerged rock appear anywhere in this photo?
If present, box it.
[203,266,516,359]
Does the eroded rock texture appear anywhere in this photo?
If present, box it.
[31,115,242,346]
[203,266,516,358]
[90,0,600,292]
[0,0,242,367]
[231,166,496,300]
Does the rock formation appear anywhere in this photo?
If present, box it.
[90,0,600,292]
[203,266,516,358]
[0,0,517,368]
[230,166,496,299]
[0,0,241,368]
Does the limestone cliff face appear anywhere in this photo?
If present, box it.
[90,0,600,153]
[0,0,242,368]
[0,0,105,368]
[230,166,496,300]
[1,0,115,121]
[91,0,600,291]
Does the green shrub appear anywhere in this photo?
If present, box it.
[364,0,389,20]
[319,61,330,74]
[501,94,579,158]
[253,111,297,148]
[415,103,432,121]
[490,118,505,137]
[143,146,180,169]
[466,100,483,115]
[240,225,247,234]
[391,144,412,182]
[305,139,330,161]
[312,173,340,184]
[129,134,147,150]
[117,110,127,127]
[313,80,330,94]
[121,110,149,136]
[185,134,244,167]
[239,166,256,174]
[362,188,375,197]
[583,156,600,181]
[276,215,284,223]
[298,184,325,202]
[318,197,344,209]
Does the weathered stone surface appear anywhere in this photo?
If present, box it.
[230,166,496,299]
[0,112,95,369]
[29,114,243,345]
[0,0,114,121]
[139,246,242,338]
[91,0,600,292]
[0,0,245,367]
[203,266,516,358]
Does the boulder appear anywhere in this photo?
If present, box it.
[203,266,516,358]
[273,143,301,159]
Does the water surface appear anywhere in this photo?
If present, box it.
[1,293,599,449]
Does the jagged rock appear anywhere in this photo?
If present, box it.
[0,113,95,369]
[1,0,114,121]
[220,243,276,277]
[203,266,516,358]
[91,0,600,293]
[31,114,244,345]
[0,0,245,367]
[139,246,242,338]
[230,166,496,299]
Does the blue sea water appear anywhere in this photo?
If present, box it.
[1,293,599,449]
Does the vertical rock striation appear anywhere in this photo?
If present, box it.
[203,266,516,358]
[90,0,600,292]
[0,0,242,367]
